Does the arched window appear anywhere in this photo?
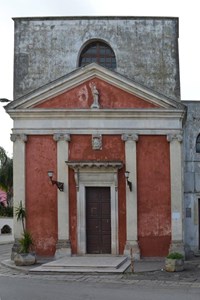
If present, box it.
[196,134,200,153]
[79,41,116,70]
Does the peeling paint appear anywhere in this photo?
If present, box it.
[137,135,171,256]
[26,135,57,256]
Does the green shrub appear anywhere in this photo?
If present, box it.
[167,252,184,259]
[0,206,13,217]
[19,231,33,253]
[15,201,34,254]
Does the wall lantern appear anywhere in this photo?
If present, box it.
[47,171,64,192]
[125,171,132,192]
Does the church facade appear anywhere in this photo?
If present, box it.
[5,16,199,259]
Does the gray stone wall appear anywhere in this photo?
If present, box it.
[183,101,200,254]
[13,16,180,100]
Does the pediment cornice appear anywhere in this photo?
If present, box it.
[5,63,185,111]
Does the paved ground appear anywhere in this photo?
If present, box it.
[1,243,200,289]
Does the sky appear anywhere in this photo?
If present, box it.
[0,0,199,156]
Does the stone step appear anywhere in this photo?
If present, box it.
[30,256,130,274]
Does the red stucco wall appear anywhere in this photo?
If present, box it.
[137,135,171,257]
[69,135,126,254]
[35,78,158,109]
[25,133,171,257]
[26,135,57,256]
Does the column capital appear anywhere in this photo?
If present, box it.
[53,133,71,142]
[10,133,27,143]
[167,134,183,143]
[121,133,138,142]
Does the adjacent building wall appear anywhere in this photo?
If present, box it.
[183,101,200,255]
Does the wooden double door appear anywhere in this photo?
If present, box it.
[86,187,111,254]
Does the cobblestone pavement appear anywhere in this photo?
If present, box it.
[1,243,200,289]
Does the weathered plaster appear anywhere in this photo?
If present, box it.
[183,101,200,254]
[13,17,180,100]
[137,135,171,256]
[35,78,158,109]
[26,135,57,256]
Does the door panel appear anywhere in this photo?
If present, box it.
[86,187,111,254]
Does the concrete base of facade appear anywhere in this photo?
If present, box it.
[55,239,71,259]
[169,240,185,257]
[10,239,20,261]
[123,241,140,260]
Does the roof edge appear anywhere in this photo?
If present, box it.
[12,16,179,21]
[5,63,185,111]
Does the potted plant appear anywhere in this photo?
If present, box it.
[14,201,36,266]
[165,252,184,272]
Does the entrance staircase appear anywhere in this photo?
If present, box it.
[30,255,130,274]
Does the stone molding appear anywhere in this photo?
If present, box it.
[92,134,102,150]
[8,109,185,120]
[66,160,123,191]
[10,129,185,136]
[8,110,185,135]
[167,134,183,143]
[10,133,27,142]
[66,160,123,170]
[75,169,119,254]
[121,133,139,142]
[53,133,71,142]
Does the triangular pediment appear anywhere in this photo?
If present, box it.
[34,78,160,110]
[5,63,185,111]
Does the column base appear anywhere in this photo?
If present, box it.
[169,240,185,258]
[55,239,71,258]
[124,241,140,260]
[11,239,20,261]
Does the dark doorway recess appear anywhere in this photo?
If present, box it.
[86,187,111,254]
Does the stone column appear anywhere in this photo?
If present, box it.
[167,134,185,255]
[122,133,140,260]
[53,133,71,257]
[10,133,27,259]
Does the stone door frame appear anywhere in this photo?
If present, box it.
[66,161,123,255]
